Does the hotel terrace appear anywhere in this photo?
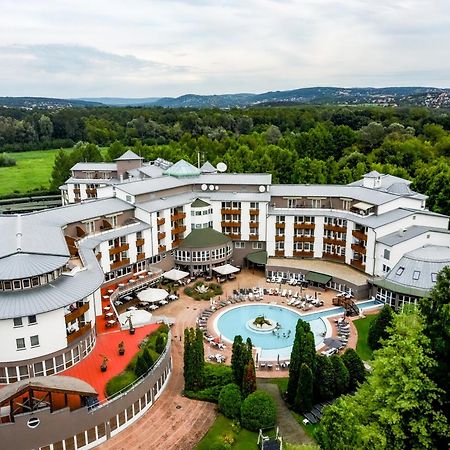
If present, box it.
[0,150,449,449]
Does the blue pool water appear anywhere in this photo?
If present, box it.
[214,300,383,360]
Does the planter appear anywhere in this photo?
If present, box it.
[100,365,108,372]
[130,328,136,335]
[119,348,125,355]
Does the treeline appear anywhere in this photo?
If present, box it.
[2,105,448,215]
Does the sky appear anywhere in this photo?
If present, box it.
[0,0,449,98]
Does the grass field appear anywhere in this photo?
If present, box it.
[195,414,259,450]
[0,149,59,196]
[354,313,378,361]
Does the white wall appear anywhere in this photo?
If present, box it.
[0,308,67,363]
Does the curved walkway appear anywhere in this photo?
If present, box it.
[99,305,217,450]
[257,381,313,446]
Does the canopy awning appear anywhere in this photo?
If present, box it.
[352,201,374,211]
[163,268,189,281]
[213,264,240,276]
[137,288,169,303]
[246,250,268,265]
[119,309,153,329]
[305,271,332,285]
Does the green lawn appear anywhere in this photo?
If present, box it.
[0,149,60,195]
[354,314,378,361]
[195,414,259,450]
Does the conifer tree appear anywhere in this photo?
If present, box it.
[242,358,257,398]
[295,363,314,412]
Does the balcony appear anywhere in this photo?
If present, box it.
[249,209,259,216]
[67,322,91,345]
[172,239,182,248]
[324,224,347,233]
[172,225,186,235]
[323,237,346,247]
[73,188,80,195]
[294,223,315,230]
[351,259,366,271]
[96,252,102,261]
[224,233,241,240]
[323,252,345,262]
[352,230,368,241]
[171,212,186,221]
[76,226,86,238]
[275,250,285,257]
[157,232,166,240]
[111,258,130,270]
[158,245,166,253]
[109,243,129,255]
[351,243,367,254]
[275,223,285,229]
[293,236,315,243]
[137,253,145,261]
[101,219,112,230]
[293,251,314,258]
[65,303,89,324]
[136,238,145,247]
[157,217,165,226]
[275,235,285,242]
[221,221,241,228]
[249,222,259,228]
[249,235,259,241]
[86,188,97,197]
[221,208,241,215]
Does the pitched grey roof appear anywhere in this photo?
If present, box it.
[71,162,117,171]
[164,159,201,177]
[383,245,450,293]
[117,177,191,195]
[136,192,195,213]
[0,254,70,280]
[115,150,144,161]
[364,170,382,178]
[134,165,165,178]
[191,198,211,208]
[198,173,272,185]
[0,221,148,319]
[200,161,217,173]
[377,226,450,246]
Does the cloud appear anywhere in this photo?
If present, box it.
[0,0,449,97]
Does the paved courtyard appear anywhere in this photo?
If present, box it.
[99,268,368,449]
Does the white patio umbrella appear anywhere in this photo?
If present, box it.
[163,268,190,281]
[137,288,169,304]
[212,264,240,276]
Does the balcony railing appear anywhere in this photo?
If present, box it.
[323,237,346,247]
[67,322,91,345]
[275,235,285,241]
[136,238,145,247]
[293,236,315,242]
[294,223,315,229]
[137,253,145,261]
[275,250,285,257]
[221,208,241,215]
[351,243,367,254]
[157,232,166,240]
[171,225,186,235]
[158,245,166,252]
[171,212,186,221]
[172,239,182,248]
[249,235,259,241]
[351,259,366,271]
[324,224,347,233]
[109,243,129,255]
[352,230,368,241]
[65,303,89,324]
[249,209,259,216]
[111,258,130,270]
[221,221,241,228]
[224,233,241,240]
[323,252,345,262]
[157,217,165,226]
[293,250,314,258]
[275,223,285,229]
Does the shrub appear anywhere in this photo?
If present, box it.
[155,333,166,354]
[218,383,242,419]
[241,391,276,431]
[106,371,137,397]
[135,355,148,378]
[0,154,16,167]
[142,347,154,370]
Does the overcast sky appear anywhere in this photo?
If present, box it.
[0,0,449,98]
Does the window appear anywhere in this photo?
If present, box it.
[396,267,404,276]
[22,279,31,289]
[252,242,263,249]
[235,242,245,249]
[382,264,391,274]
[85,221,95,234]
[13,317,23,327]
[412,271,420,280]
[431,273,437,282]
[383,249,390,260]
[16,338,26,350]
[126,195,132,202]
[28,315,37,325]
[30,335,40,347]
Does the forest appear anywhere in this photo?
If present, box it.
[1,105,449,215]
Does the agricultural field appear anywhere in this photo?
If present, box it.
[0,149,59,196]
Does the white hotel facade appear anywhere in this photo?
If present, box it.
[0,150,449,386]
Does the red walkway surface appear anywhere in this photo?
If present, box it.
[61,323,159,401]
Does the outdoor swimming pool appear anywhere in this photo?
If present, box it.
[214,300,382,361]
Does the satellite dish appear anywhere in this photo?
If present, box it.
[259,185,266,193]
[209,184,215,191]
[215,185,219,190]
[201,184,207,191]
[217,162,227,173]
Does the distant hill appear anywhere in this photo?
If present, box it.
[79,97,160,106]
[1,87,450,109]
[0,97,101,109]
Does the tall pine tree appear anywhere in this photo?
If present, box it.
[295,363,314,413]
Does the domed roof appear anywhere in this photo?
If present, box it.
[163,159,201,178]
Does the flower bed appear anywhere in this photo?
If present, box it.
[184,282,223,300]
